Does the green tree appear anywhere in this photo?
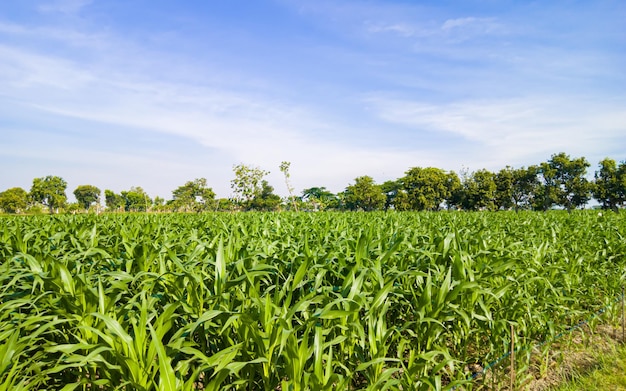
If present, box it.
[280,161,298,211]
[248,180,282,211]
[65,202,82,214]
[593,158,626,211]
[30,175,67,213]
[230,164,270,209]
[380,180,412,211]
[0,187,28,213]
[73,185,101,210]
[445,171,463,210]
[343,176,385,211]
[380,180,402,211]
[121,187,152,212]
[301,187,339,211]
[538,153,591,211]
[171,178,216,212]
[460,169,497,211]
[510,166,540,211]
[494,167,515,210]
[152,196,168,212]
[401,167,457,211]
[216,198,237,212]
[104,190,125,212]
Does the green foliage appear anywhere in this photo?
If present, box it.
[280,161,299,212]
[343,176,386,211]
[593,158,626,211]
[171,178,216,212]
[0,187,28,213]
[248,180,281,211]
[460,169,497,211]
[301,187,339,211]
[0,212,625,389]
[29,175,67,213]
[230,164,270,206]
[539,153,591,211]
[104,189,125,212]
[73,185,101,210]
[401,167,458,211]
[121,186,152,212]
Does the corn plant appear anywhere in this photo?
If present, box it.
[0,211,625,390]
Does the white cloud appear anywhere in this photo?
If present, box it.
[1,1,624,198]
[442,17,479,30]
[365,95,626,170]
[0,29,426,196]
[366,22,415,37]
[38,0,92,15]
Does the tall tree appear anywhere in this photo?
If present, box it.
[121,186,151,212]
[445,171,463,210]
[401,167,456,211]
[538,153,591,211]
[343,176,385,211]
[593,158,626,211]
[30,175,67,213]
[494,166,540,211]
[104,190,125,211]
[301,187,339,211]
[494,167,515,210]
[0,187,28,213]
[460,169,497,211]
[216,198,237,212]
[279,161,298,211]
[230,164,269,209]
[73,185,101,210]
[171,178,216,212]
[510,166,540,211]
[248,180,282,211]
[380,179,404,210]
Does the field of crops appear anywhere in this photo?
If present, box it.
[1,211,625,390]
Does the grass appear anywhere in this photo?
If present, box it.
[551,342,626,391]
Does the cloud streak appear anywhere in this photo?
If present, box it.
[365,94,626,169]
[38,0,92,15]
[0,0,624,199]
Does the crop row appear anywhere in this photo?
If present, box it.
[1,211,625,390]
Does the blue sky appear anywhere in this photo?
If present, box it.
[1,0,625,200]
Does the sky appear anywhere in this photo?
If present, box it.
[1,0,625,201]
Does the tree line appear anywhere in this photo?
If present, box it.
[0,153,624,214]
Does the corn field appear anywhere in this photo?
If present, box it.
[1,211,625,390]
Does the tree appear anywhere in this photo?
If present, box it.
[0,187,28,213]
[538,153,591,211]
[593,158,626,211]
[121,187,151,212]
[279,161,298,211]
[30,175,67,213]
[73,185,101,210]
[230,164,270,209]
[171,178,216,212]
[301,187,339,211]
[494,166,540,211]
[460,169,497,211]
[248,180,282,211]
[494,167,515,210]
[401,167,457,211]
[381,180,403,211]
[343,176,385,211]
[445,172,463,210]
[104,190,125,211]
[216,198,237,212]
[509,166,540,211]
